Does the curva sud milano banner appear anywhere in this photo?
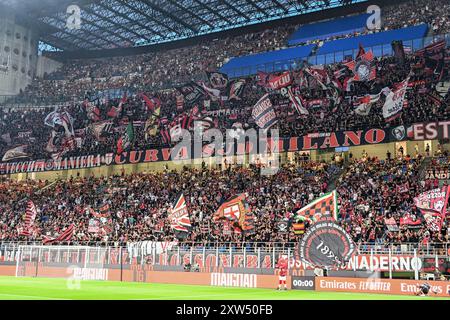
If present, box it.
[1,120,449,175]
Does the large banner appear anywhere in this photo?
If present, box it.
[414,186,450,231]
[382,78,409,122]
[252,94,278,130]
[299,220,356,268]
[2,120,450,175]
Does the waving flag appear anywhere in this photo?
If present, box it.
[267,71,293,90]
[206,71,229,89]
[382,77,409,122]
[88,219,101,234]
[415,40,446,57]
[256,71,270,88]
[214,194,254,234]
[43,224,75,244]
[168,193,191,233]
[384,217,399,232]
[353,91,382,116]
[44,110,74,137]
[304,66,330,89]
[19,201,38,237]
[90,121,113,141]
[82,99,101,122]
[177,82,205,105]
[414,186,450,232]
[201,82,221,100]
[141,94,161,112]
[117,122,134,154]
[292,217,306,235]
[344,49,376,82]
[287,86,309,115]
[252,94,278,130]
[228,79,246,101]
[296,190,338,223]
[400,212,422,229]
[107,93,127,118]
[144,100,161,140]
[2,145,29,161]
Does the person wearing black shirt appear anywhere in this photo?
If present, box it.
[416,283,431,296]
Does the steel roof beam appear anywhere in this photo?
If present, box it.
[271,0,289,13]
[91,2,155,41]
[244,0,269,17]
[40,15,110,50]
[130,0,182,36]
[219,0,251,21]
[191,0,232,25]
[166,0,215,29]
[141,0,197,33]
[116,0,167,38]
[79,5,139,44]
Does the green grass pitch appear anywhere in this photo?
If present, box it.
[0,276,447,300]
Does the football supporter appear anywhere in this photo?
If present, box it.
[276,255,288,290]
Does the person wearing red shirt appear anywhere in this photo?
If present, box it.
[276,256,288,290]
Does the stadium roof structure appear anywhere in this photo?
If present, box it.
[0,0,367,51]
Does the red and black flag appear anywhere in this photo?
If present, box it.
[91,204,111,218]
[414,186,450,232]
[206,71,229,89]
[116,122,134,154]
[141,93,161,112]
[344,47,376,82]
[296,190,338,223]
[214,194,255,234]
[168,193,191,233]
[107,93,127,118]
[19,201,38,237]
[43,224,75,244]
[415,40,446,57]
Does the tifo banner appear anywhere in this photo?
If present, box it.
[267,71,293,90]
[168,193,191,233]
[252,94,278,130]
[382,77,409,122]
[3,120,450,175]
[296,190,338,222]
[299,220,356,268]
[414,186,450,232]
[424,168,450,180]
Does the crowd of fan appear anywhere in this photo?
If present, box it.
[0,152,448,246]
[0,0,449,246]
[18,25,294,103]
[337,154,449,247]
[1,45,449,162]
[0,161,334,245]
[10,0,450,104]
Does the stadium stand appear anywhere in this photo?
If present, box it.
[316,24,429,56]
[219,44,316,77]
[287,13,371,46]
[1,45,449,162]
[0,0,449,250]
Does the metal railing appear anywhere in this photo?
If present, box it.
[0,241,448,255]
